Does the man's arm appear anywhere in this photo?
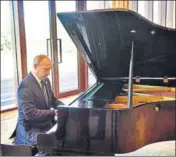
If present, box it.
[51,91,65,109]
[18,84,55,121]
[45,78,65,109]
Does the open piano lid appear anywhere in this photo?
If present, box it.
[57,9,176,84]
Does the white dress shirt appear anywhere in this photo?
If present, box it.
[31,71,42,88]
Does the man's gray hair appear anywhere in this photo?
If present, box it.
[33,54,49,65]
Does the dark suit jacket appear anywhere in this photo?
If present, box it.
[12,72,64,145]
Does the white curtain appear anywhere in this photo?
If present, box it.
[129,0,176,29]
[86,1,175,28]
[86,1,112,10]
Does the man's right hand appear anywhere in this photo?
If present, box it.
[55,110,58,116]
[54,110,58,121]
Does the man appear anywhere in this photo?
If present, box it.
[12,54,64,145]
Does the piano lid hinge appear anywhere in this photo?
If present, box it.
[163,76,168,84]
[135,76,140,83]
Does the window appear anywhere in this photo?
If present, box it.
[56,1,79,93]
[23,1,53,83]
[1,1,18,110]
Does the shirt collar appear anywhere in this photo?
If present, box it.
[31,71,42,85]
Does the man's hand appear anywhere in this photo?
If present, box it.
[55,110,58,116]
[54,110,57,121]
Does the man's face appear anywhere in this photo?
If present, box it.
[35,58,52,79]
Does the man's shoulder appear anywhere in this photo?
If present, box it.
[18,73,33,88]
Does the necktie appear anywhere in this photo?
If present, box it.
[41,80,49,107]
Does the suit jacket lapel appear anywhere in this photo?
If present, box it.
[29,72,47,106]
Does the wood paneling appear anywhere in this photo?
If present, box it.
[112,0,129,9]
[116,102,175,153]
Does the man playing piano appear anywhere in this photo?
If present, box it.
[11,54,64,145]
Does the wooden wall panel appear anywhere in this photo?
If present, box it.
[112,0,129,9]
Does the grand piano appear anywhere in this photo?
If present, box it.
[36,9,176,156]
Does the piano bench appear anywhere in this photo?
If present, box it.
[0,143,38,156]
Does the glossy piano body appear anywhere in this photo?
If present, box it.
[37,9,176,155]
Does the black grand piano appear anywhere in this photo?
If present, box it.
[7,9,173,156]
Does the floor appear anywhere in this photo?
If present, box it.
[0,95,78,144]
[115,141,176,156]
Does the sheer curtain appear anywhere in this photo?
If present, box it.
[129,0,176,29]
[94,1,175,28]
[87,1,111,10]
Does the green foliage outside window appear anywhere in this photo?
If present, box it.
[1,35,12,51]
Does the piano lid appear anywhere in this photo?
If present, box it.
[57,9,176,81]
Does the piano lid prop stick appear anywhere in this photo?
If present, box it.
[127,30,136,108]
